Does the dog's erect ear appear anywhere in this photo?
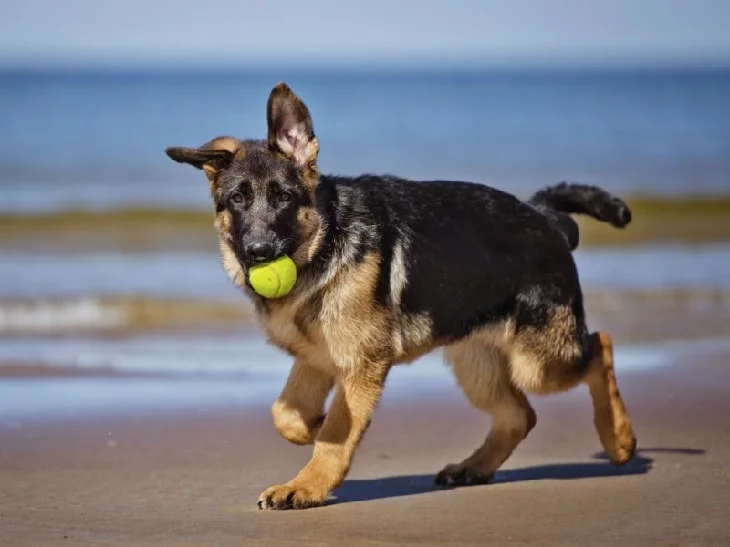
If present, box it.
[267,83,319,172]
[165,137,245,182]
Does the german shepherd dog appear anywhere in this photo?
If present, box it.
[165,83,637,510]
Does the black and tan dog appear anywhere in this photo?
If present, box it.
[165,82,636,510]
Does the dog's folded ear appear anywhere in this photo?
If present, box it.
[165,136,245,182]
[267,83,319,173]
[166,147,232,170]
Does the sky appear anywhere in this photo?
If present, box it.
[1,0,729,68]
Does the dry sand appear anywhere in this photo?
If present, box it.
[1,351,729,547]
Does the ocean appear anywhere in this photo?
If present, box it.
[1,67,729,213]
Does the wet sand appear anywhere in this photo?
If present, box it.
[4,195,730,253]
[2,350,729,546]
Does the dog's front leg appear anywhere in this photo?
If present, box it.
[258,362,389,510]
[271,358,334,445]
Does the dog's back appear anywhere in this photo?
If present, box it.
[319,175,631,343]
[320,175,585,343]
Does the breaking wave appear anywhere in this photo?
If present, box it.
[0,296,255,335]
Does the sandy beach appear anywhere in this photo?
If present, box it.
[2,344,729,547]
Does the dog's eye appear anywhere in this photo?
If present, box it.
[230,192,244,205]
[279,191,292,203]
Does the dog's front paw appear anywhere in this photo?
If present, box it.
[272,399,325,446]
[257,482,328,510]
[435,463,494,488]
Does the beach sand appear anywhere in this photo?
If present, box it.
[1,348,729,547]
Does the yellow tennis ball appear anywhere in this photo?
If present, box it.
[247,255,298,299]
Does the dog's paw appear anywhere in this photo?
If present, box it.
[604,428,637,466]
[272,400,326,446]
[595,413,637,466]
[257,482,328,510]
[435,463,494,488]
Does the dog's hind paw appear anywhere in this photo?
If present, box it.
[435,464,494,488]
[604,429,637,466]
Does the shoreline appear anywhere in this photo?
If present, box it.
[3,195,730,252]
[2,286,729,338]
[2,336,729,426]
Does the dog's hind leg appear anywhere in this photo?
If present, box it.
[508,309,636,466]
[583,331,637,465]
[437,339,537,487]
[271,358,334,445]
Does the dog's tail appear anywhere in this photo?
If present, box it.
[528,182,632,251]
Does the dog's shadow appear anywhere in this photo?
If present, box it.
[331,447,704,505]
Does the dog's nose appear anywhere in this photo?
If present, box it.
[244,241,276,263]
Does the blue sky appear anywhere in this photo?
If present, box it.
[1,0,729,67]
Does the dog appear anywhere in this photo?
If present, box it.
[165,82,637,510]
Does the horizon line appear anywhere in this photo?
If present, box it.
[2,57,730,73]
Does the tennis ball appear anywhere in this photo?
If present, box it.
[247,255,298,299]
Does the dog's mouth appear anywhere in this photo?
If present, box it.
[237,239,294,270]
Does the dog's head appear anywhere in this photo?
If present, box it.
[165,83,321,273]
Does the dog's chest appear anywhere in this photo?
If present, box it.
[258,299,334,371]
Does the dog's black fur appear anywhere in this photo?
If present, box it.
[529,181,632,250]
[305,175,629,345]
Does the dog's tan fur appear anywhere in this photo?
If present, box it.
[165,83,636,510]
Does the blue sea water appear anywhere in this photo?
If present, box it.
[2,244,730,300]
[1,67,729,213]
[3,333,729,423]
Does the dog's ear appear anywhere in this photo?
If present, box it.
[165,137,245,183]
[267,83,319,174]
